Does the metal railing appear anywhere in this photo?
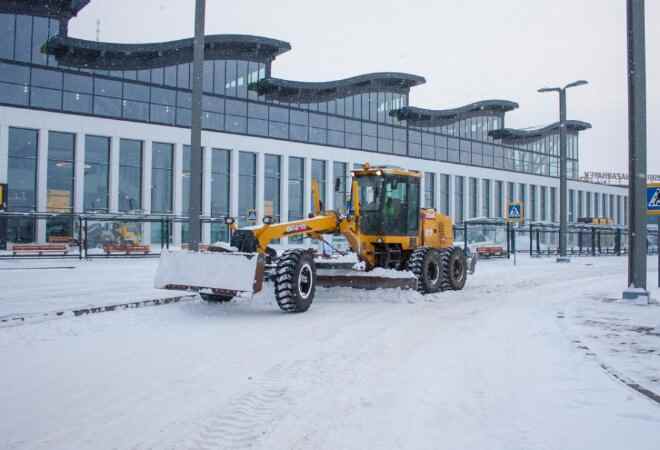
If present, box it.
[1,211,657,260]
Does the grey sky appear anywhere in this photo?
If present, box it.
[68,0,659,174]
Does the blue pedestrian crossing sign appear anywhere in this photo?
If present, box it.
[648,183,660,216]
[507,201,524,223]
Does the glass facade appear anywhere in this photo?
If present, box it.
[530,185,537,221]
[578,191,584,218]
[118,139,142,212]
[182,145,192,214]
[84,135,110,212]
[210,148,231,242]
[455,176,464,223]
[550,187,557,223]
[288,157,304,243]
[7,127,38,242]
[264,154,281,222]
[440,174,450,216]
[481,179,490,218]
[540,186,547,222]
[469,177,478,218]
[46,131,75,239]
[151,142,173,213]
[311,159,326,210]
[569,189,575,223]
[333,162,348,214]
[238,151,256,226]
[594,193,600,217]
[424,172,435,209]
[494,181,503,218]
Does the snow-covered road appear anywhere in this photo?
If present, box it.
[1,256,659,449]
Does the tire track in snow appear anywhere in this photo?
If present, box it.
[183,307,396,450]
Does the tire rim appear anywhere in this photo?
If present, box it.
[427,260,440,285]
[298,263,313,299]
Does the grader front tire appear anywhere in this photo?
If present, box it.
[274,249,316,313]
[407,247,443,294]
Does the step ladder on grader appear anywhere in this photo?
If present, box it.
[155,164,476,313]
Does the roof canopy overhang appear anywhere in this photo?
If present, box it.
[250,73,426,103]
[391,100,519,127]
[0,0,89,19]
[489,120,592,141]
[44,34,292,70]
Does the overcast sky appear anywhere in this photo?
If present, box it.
[68,0,660,174]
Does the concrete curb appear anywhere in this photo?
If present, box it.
[0,294,198,327]
[570,337,660,406]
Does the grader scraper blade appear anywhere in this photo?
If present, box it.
[315,264,418,291]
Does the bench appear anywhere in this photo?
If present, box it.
[181,244,210,252]
[48,235,76,245]
[102,243,151,255]
[476,246,505,258]
[12,243,70,256]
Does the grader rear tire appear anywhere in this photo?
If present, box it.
[441,247,467,291]
[274,249,316,313]
[407,247,443,294]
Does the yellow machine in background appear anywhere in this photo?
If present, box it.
[156,164,472,313]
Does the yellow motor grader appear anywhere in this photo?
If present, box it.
[155,164,473,313]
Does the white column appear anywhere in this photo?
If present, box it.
[141,139,152,244]
[303,157,312,246]
[435,172,442,213]
[325,160,334,211]
[419,173,426,208]
[73,132,85,214]
[304,157,312,217]
[109,137,120,213]
[474,178,481,218]
[172,143,183,247]
[280,155,289,245]
[447,174,455,222]
[0,124,8,184]
[230,148,240,219]
[36,129,48,243]
[256,152,265,225]
[489,179,495,219]
[202,147,212,243]
[462,176,469,222]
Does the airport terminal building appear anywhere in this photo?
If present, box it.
[0,0,628,245]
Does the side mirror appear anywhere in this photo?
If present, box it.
[224,217,235,225]
[263,215,274,225]
[334,177,341,193]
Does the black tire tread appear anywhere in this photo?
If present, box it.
[274,249,315,313]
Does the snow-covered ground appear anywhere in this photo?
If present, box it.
[0,255,659,450]
[0,258,180,318]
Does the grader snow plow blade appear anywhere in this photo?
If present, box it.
[315,263,418,291]
[154,249,264,294]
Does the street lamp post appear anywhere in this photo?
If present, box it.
[189,0,206,251]
[538,80,588,263]
[623,0,649,301]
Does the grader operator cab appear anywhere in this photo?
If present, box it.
[155,164,473,313]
